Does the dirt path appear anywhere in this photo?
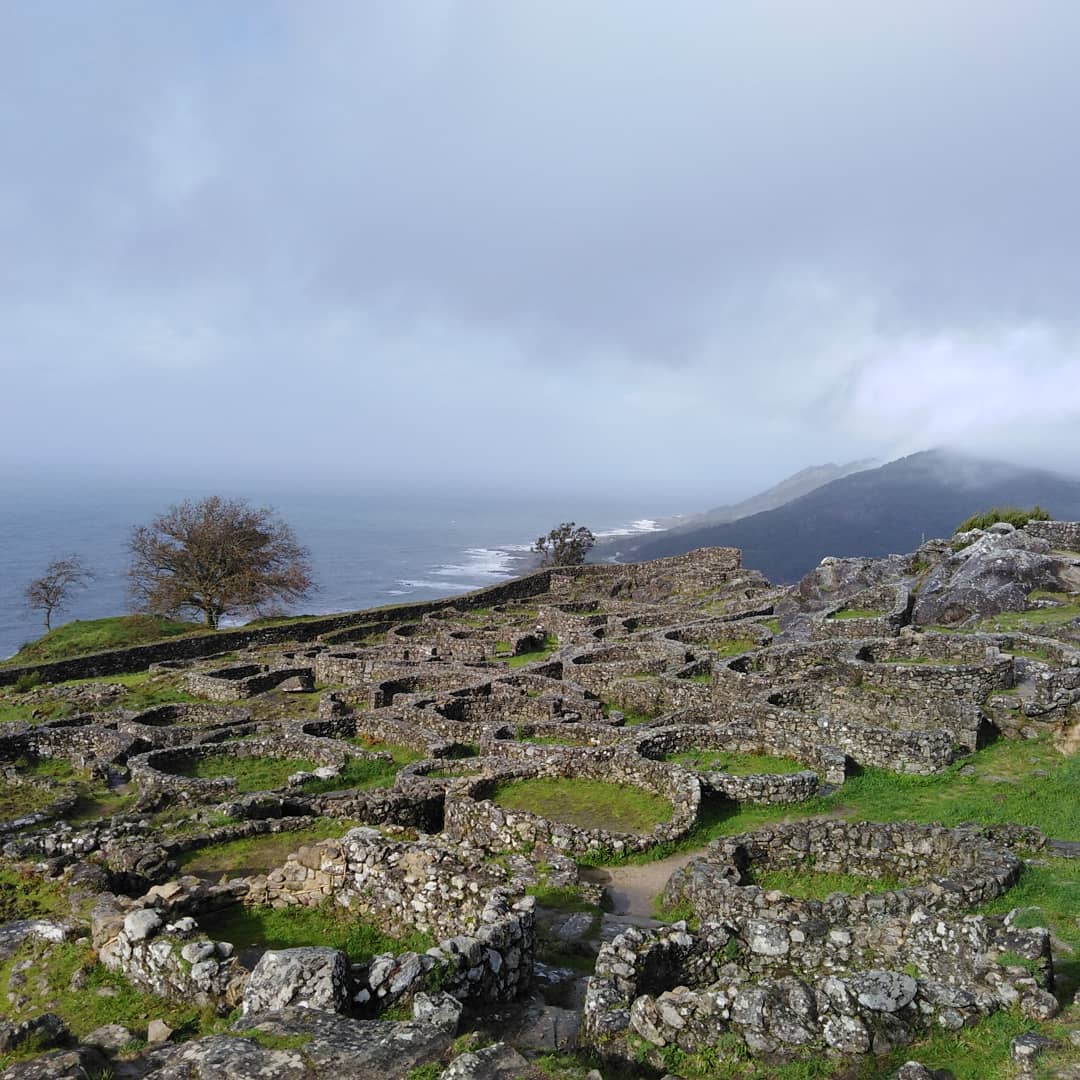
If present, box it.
[581,848,703,917]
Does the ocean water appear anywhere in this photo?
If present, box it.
[0,486,681,660]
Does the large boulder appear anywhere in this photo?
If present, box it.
[912,530,1067,626]
[243,947,350,1015]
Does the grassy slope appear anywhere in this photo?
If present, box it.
[3,614,201,666]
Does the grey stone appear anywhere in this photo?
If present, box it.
[746,920,789,956]
[849,970,918,1013]
[243,947,350,1015]
[0,1014,68,1054]
[823,1014,871,1054]
[895,1063,955,1080]
[147,1019,174,1044]
[412,992,464,1032]
[123,908,163,943]
[1010,1032,1059,1066]
[440,1042,530,1080]
[82,1023,134,1052]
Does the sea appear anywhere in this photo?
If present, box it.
[0,487,688,660]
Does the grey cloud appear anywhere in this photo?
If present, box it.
[2,1,1079,497]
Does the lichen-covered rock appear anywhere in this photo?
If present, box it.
[243,947,350,1015]
[913,530,1067,626]
[0,1047,109,1080]
[849,970,918,1013]
[140,1005,457,1079]
[439,1042,530,1080]
[0,1014,67,1054]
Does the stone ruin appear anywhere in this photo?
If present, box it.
[0,524,1077,1077]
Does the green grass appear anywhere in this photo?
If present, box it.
[197,900,433,963]
[175,753,316,792]
[346,736,425,764]
[177,820,357,877]
[0,867,69,923]
[706,638,759,658]
[956,505,1051,534]
[3,614,201,667]
[651,895,698,925]
[490,777,673,834]
[52,669,201,709]
[503,635,559,668]
[976,601,1080,632]
[0,780,60,822]
[299,745,421,794]
[586,734,1079,868]
[749,868,904,899]
[0,758,136,826]
[979,857,1080,1000]
[526,884,599,912]
[666,749,808,775]
[0,939,221,1054]
[615,708,659,726]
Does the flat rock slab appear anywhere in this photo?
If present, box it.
[140,1006,457,1080]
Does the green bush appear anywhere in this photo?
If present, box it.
[955,506,1051,534]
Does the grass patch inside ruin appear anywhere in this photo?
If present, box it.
[666,749,808,775]
[298,744,422,794]
[490,777,672,834]
[175,753,317,792]
[706,638,759,658]
[197,901,433,964]
[177,820,358,877]
[747,868,905,899]
[505,635,560,668]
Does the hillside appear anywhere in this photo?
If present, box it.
[619,449,1080,582]
[593,458,875,562]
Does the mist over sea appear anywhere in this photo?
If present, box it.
[0,486,685,660]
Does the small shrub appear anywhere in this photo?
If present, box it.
[955,506,1051,534]
[13,673,42,694]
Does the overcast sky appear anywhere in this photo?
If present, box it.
[3,2,1080,502]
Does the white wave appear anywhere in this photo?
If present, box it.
[594,518,665,540]
[395,579,468,590]
[431,547,518,579]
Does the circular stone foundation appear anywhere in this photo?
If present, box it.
[443,750,700,857]
[665,819,1021,923]
[128,735,364,801]
[635,724,847,795]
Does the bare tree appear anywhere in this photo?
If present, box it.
[24,555,94,631]
[532,522,596,567]
[129,496,314,629]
